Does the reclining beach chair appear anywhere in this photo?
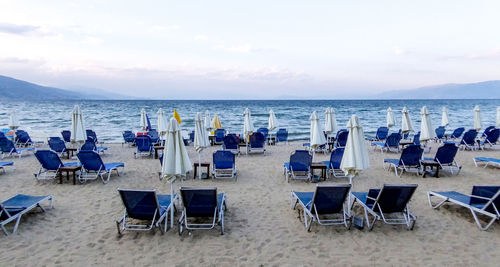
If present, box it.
[34,150,80,181]
[335,130,349,148]
[122,131,135,146]
[15,131,38,147]
[116,188,178,235]
[456,129,478,150]
[480,128,499,149]
[134,135,153,158]
[276,128,288,144]
[351,184,418,230]
[77,150,124,184]
[81,140,108,154]
[256,127,269,140]
[212,150,236,179]
[291,184,352,231]
[284,150,312,182]
[383,145,423,176]
[412,132,421,146]
[481,126,496,138]
[248,132,266,154]
[178,187,227,235]
[423,143,461,175]
[1,194,53,235]
[0,161,14,174]
[449,127,465,140]
[302,142,327,154]
[86,129,98,143]
[223,134,240,155]
[322,148,350,181]
[189,131,195,144]
[372,132,402,153]
[48,138,68,156]
[435,126,446,141]
[428,186,500,230]
[61,130,71,143]
[473,157,500,168]
[147,129,161,144]
[374,127,389,141]
[0,137,35,159]
[214,129,226,145]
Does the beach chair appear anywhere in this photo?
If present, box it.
[481,126,496,138]
[48,138,67,156]
[473,157,500,168]
[256,128,269,140]
[214,129,226,145]
[77,150,125,183]
[423,143,461,175]
[458,129,479,150]
[322,148,350,181]
[435,126,446,141]
[374,127,389,141]
[178,187,227,235]
[383,145,423,176]
[212,150,236,179]
[116,188,178,235]
[428,186,500,230]
[248,132,266,154]
[302,142,327,154]
[291,184,352,231]
[122,131,135,146]
[276,128,288,144]
[0,194,53,235]
[61,130,71,143]
[80,140,108,154]
[449,127,465,139]
[188,131,195,144]
[284,150,312,182]
[134,135,154,158]
[372,132,402,153]
[413,132,421,146]
[480,128,499,149]
[0,162,14,174]
[85,129,98,143]
[15,131,42,147]
[0,138,35,159]
[34,150,80,181]
[222,135,240,155]
[335,130,349,148]
[351,184,418,230]
[147,129,161,144]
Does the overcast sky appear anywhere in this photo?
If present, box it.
[1,0,499,99]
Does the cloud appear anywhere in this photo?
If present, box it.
[212,43,253,53]
[0,22,40,35]
[150,25,180,32]
[83,36,103,45]
[393,46,408,56]
[194,34,208,41]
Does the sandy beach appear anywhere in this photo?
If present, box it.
[1,141,499,266]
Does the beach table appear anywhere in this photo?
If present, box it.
[208,136,216,146]
[399,140,413,150]
[65,148,78,159]
[310,162,327,181]
[58,165,81,184]
[154,146,164,159]
[421,160,440,178]
[193,162,210,179]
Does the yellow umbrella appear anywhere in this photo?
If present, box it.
[212,114,222,130]
[173,109,182,124]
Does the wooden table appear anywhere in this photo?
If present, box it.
[209,136,216,146]
[65,148,78,159]
[328,141,335,151]
[267,136,276,146]
[193,162,210,179]
[310,162,328,181]
[399,140,414,149]
[58,165,81,184]
[154,146,164,159]
[421,160,440,178]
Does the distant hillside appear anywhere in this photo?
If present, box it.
[377,80,500,99]
[0,75,132,100]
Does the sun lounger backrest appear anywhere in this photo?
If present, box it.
[376,184,418,213]
[118,189,160,220]
[277,129,288,142]
[329,148,344,169]
[450,127,465,139]
[434,143,458,164]
[223,135,239,149]
[180,187,218,217]
[290,150,312,172]
[147,129,160,143]
[35,150,64,171]
[312,185,351,214]
[399,145,423,166]
[256,128,269,139]
[412,132,421,146]
[77,151,105,171]
[485,129,500,144]
[213,150,234,169]
[48,138,66,153]
[375,127,389,140]
[215,129,226,142]
[470,186,500,214]
[336,130,349,147]
[461,130,478,145]
[86,130,97,143]
[123,131,135,142]
[386,133,402,147]
[189,131,195,142]
[0,138,16,153]
[61,130,71,142]
[435,126,446,139]
[482,126,496,138]
[250,132,265,148]
[135,135,152,152]
[81,140,97,151]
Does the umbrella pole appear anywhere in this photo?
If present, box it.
[170,182,174,229]
[198,153,202,179]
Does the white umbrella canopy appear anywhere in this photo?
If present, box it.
[324,107,337,135]
[340,115,370,181]
[268,109,279,131]
[473,105,482,131]
[8,110,20,130]
[194,112,209,179]
[310,111,326,150]
[157,108,168,136]
[161,117,192,227]
[71,105,86,143]
[204,110,211,131]
[140,108,148,131]
[496,107,500,127]
[401,107,413,134]
[441,107,450,127]
[419,106,436,142]
[243,108,254,139]
[386,107,396,128]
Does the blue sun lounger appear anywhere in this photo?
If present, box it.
[383,144,423,176]
[423,143,461,175]
[178,187,227,235]
[322,148,350,182]
[473,157,500,168]
[134,135,153,158]
[0,161,14,174]
[448,127,465,139]
[0,138,35,159]
[1,194,53,235]
[61,130,71,143]
[351,184,418,230]
[80,140,108,154]
[373,127,389,141]
[284,150,312,182]
[291,184,352,231]
[335,130,349,148]
[116,188,178,235]
[223,134,240,155]
[372,132,402,153]
[428,186,500,230]
[480,128,499,149]
[448,129,478,150]
[34,150,80,181]
[248,132,266,154]
[48,138,68,156]
[77,151,124,184]
[481,126,496,138]
[212,150,237,180]
[214,129,226,145]
[276,128,288,144]
[122,131,135,146]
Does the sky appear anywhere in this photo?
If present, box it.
[1,0,500,99]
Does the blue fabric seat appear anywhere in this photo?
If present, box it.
[212,150,236,179]
[335,130,349,148]
[435,126,446,141]
[248,132,266,154]
[383,144,423,176]
[423,143,461,175]
[134,135,153,158]
[372,132,402,153]
[481,128,499,149]
[0,138,34,158]
[223,134,240,155]
[276,128,288,144]
[77,150,124,184]
[449,127,465,139]
[34,150,80,181]
[284,150,312,182]
[122,131,135,145]
[214,129,226,145]
[61,130,71,142]
[0,161,14,174]
[1,194,53,235]
[473,157,500,168]
[81,140,108,154]
[374,127,389,141]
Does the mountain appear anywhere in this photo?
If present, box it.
[0,75,132,100]
[377,80,500,99]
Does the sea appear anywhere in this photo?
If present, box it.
[0,99,499,142]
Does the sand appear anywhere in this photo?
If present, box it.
[1,141,500,266]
